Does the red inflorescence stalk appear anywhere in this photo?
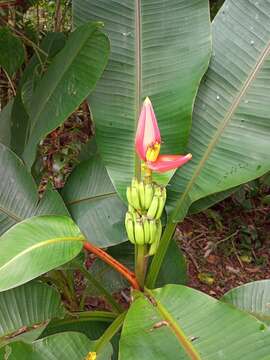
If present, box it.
[83,242,140,290]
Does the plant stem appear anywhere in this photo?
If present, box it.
[135,245,147,289]
[94,312,126,354]
[145,221,176,288]
[77,264,123,314]
[49,311,116,330]
[83,241,140,290]
[2,68,16,96]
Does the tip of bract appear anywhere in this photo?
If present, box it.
[144,96,151,105]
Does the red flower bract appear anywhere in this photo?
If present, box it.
[135,97,192,173]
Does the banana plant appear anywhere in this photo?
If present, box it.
[1,0,270,359]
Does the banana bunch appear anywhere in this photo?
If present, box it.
[125,211,162,255]
[125,178,166,255]
[126,178,166,218]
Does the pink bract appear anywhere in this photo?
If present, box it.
[147,154,192,173]
[135,97,161,160]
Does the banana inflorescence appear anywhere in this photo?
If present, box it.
[125,179,166,255]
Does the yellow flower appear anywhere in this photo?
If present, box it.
[85,351,97,360]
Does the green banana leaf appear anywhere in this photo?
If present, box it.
[0,332,113,360]
[73,0,212,199]
[120,284,270,359]
[0,342,34,359]
[62,154,127,247]
[10,32,67,156]
[0,282,65,345]
[22,22,110,168]
[167,0,270,222]
[154,239,187,287]
[42,311,115,339]
[222,280,270,326]
[0,215,84,292]
[0,27,24,77]
[0,99,13,147]
[188,187,238,214]
[0,143,68,235]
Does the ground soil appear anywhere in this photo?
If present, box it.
[178,192,270,298]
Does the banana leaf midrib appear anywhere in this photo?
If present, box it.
[67,191,118,206]
[144,289,201,359]
[134,0,142,178]
[172,38,270,220]
[0,236,85,271]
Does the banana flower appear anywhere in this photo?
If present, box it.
[135,97,192,173]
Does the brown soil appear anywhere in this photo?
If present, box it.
[177,191,270,298]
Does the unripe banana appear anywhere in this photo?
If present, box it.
[132,178,139,189]
[149,219,157,244]
[149,239,159,256]
[134,220,145,245]
[161,187,167,202]
[138,181,145,209]
[125,211,133,224]
[131,186,141,210]
[156,219,162,240]
[144,183,154,209]
[128,204,135,213]
[143,217,150,244]
[147,195,159,218]
[149,220,162,255]
[126,186,132,206]
[154,186,162,197]
[155,196,166,219]
[125,218,135,244]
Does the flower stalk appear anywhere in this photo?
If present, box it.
[83,242,140,290]
[125,96,192,288]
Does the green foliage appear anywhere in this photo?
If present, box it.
[0,215,84,291]
[222,280,270,326]
[120,285,270,359]
[62,154,127,247]
[73,0,212,199]
[0,27,24,77]
[0,143,68,235]
[167,0,270,223]
[0,281,65,345]
[22,22,110,168]
[0,332,113,359]
[1,0,270,359]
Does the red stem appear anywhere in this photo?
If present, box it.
[83,242,140,290]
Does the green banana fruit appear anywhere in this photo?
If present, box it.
[131,186,141,210]
[149,219,162,255]
[149,219,157,244]
[149,239,159,256]
[126,186,132,206]
[125,214,135,244]
[132,178,139,189]
[138,181,145,209]
[156,219,162,239]
[134,220,145,245]
[144,183,154,209]
[143,217,150,244]
[155,196,165,219]
[147,195,159,218]
[154,186,162,196]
